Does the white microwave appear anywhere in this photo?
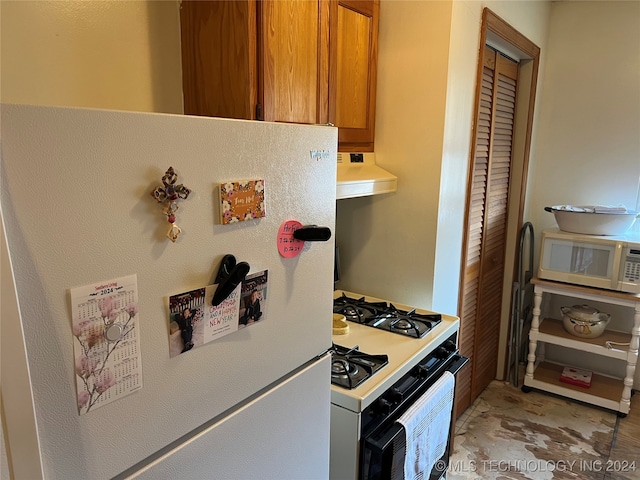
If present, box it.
[538,229,640,294]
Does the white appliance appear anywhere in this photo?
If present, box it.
[1,104,337,479]
[538,228,640,293]
[329,291,465,480]
[336,152,397,200]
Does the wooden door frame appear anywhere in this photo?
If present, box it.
[458,8,540,397]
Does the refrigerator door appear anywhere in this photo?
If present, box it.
[1,104,336,479]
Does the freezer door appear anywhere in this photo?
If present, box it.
[119,355,330,480]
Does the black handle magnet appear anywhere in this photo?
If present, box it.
[212,255,250,306]
[293,225,332,242]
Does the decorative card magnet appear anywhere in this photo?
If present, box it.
[219,180,266,224]
[151,167,191,242]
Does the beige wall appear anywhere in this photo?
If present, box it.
[0,0,183,113]
[336,0,551,313]
[527,1,640,236]
[336,0,453,308]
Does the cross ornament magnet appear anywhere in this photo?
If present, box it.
[151,167,191,242]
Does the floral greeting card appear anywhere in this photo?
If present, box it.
[219,179,266,224]
[70,274,142,414]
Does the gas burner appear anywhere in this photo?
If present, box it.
[333,294,387,324]
[332,359,359,378]
[388,317,425,337]
[333,294,442,338]
[329,344,388,390]
[374,305,442,338]
[391,318,413,331]
[338,305,369,324]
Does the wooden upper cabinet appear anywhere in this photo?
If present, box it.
[329,0,379,152]
[261,0,330,124]
[180,0,330,124]
[180,1,256,120]
[180,0,380,150]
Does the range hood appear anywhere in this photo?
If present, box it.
[336,152,397,200]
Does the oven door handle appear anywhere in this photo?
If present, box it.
[364,353,470,454]
[447,353,470,375]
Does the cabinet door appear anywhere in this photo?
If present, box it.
[329,0,379,151]
[181,0,258,120]
[260,0,330,124]
[181,0,329,124]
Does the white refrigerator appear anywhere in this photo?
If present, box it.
[1,104,336,479]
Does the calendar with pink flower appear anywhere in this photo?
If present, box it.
[70,274,143,414]
[219,179,266,224]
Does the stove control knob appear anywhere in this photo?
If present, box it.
[374,398,392,415]
[444,340,457,352]
[413,365,429,378]
[388,388,403,404]
[435,347,449,359]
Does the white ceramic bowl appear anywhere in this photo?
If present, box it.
[561,305,611,339]
[545,206,638,236]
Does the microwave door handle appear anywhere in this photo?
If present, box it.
[611,243,623,289]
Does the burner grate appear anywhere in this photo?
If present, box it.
[333,294,442,338]
[329,344,388,389]
[333,293,387,324]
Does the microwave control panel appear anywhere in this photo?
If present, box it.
[623,248,640,282]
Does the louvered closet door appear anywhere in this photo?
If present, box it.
[456,48,518,415]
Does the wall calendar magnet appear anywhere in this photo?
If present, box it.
[219,179,266,224]
[70,274,143,414]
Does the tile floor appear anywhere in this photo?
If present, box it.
[448,381,640,480]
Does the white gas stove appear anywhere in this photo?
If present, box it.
[330,290,464,480]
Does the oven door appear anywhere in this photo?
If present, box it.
[360,354,469,480]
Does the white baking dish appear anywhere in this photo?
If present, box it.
[545,205,638,236]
